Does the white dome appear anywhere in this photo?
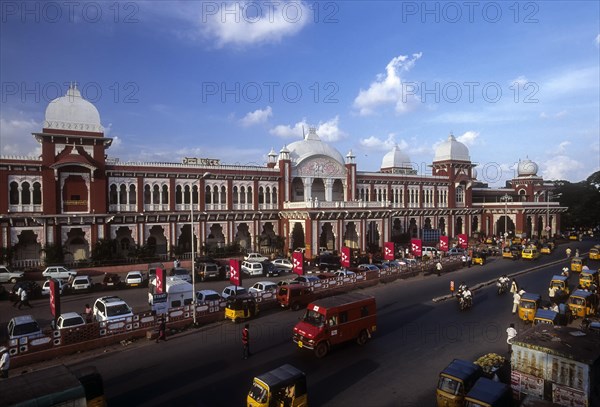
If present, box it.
[286,128,345,165]
[433,134,470,162]
[44,84,103,133]
[517,158,538,177]
[381,145,411,169]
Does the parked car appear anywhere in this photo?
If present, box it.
[52,312,86,330]
[222,285,247,299]
[70,275,93,293]
[41,279,69,296]
[169,267,192,283]
[249,281,278,294]
[291,275,321,287]
[263,262,287,277]
[244,253,269,263]
[196,263,220,281]
[124,271,147,288]
[315,255,341,271]
[93,296,133,322]
[42,266,77,280]
[271,258,293,270]
[447,248,466,256]
[7,315,43,340]
[334,270,356,277]
[241,261,263,276]
[0,265,24,284]
[357,264,380,272]
[10,281,42,301]
[196,289,222,305]
[102,273,122,289]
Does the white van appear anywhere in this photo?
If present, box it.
[148,276,194,314]
[421,246,439,258]
[241,261,263,276]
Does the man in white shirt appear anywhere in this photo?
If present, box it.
[0,346,9,378]
[506,323,517,353]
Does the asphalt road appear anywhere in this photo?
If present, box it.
[29,239,593,407]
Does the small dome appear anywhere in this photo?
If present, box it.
[433,134,470,162]
[381,145,411,170]
[286,127,345,165]
[44,83,103,133]
[517,158,538,177]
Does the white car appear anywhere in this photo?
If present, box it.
[125,271,147,287]
[244,253,269,263]
[93,296,133,322]
[334,270,356,277]
[53,312,86,330]
[7,315,43,340]
[70,275,93,292]
[196,289,222,304]
[41,279,69,296]
[241,261,263,276]
[222,285,247,299]
[357,264,380,272]
[0,265,24,284]
[42,266,77,279]
[248,281,278,294]
[271,258,293,270]
[169,268,192,283]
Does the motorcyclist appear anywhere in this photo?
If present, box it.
[561,267,569,278]
[458,282,467,295]
[497,275,510,294]
[462,288,473,308]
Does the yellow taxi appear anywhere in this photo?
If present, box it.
[521,248,540,260]
[589,245,600,260]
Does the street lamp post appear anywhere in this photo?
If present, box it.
[191,172,212,326]
[500,193,513,244]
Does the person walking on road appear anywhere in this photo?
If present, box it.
[506,323,517,353]
[84,304,93,323]
[436,261,443,277]
[156,318,167,343]
[566,247,572,258]
[0,346,10,379]
[242,324,250,359]
[18,289,32,309]
[512,290,522,314]
[12,286,23,308]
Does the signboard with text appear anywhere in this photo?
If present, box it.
[383,242,395,260]
[411,239,422,257]
[292,252,304,275]
[341,247,351,268]
[229,259,241,286]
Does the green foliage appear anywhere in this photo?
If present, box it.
[91,238,117,261]
[554,173,600,229]
[41,243,66,265]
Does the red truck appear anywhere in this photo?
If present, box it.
[276,284,318,311]
[292,292,377,358]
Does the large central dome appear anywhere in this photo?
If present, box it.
[44,83,103,133]
[286,128,345,165]
[433,134,470,162]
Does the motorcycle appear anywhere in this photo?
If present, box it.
[457,291,473,310]
[496,279,509,295]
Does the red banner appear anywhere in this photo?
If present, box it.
[292,252,304,275]
[439,235,449,252]
[229,259,241,286]
[383,242,395,260]
[49,279,61,318]
[155,267,166,294]
[458,234,468,249]
[341,246,351,268]
[411,239,422,257]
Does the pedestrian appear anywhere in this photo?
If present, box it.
[12,286,23,308]
[18,289,32,309]
[461,254,467,267]
[0,347,9,379]
[575,249,579,258]
[436,261,443,277]
[156,318,167,343]
[506,323,517,354]
[242,323,250,359]
[467,254,471,268]
[510,279,518,294]
[84,304,93,323]
[174,258,180,268]
[565,247,571,258]
[512,290,522,314]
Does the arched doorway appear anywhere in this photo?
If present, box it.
[14,230,41,263]
[291,222,305,251]
[343,222,359,249]
[319,223,335,252]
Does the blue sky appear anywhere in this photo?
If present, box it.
[1,1,599,186]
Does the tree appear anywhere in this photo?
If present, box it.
[554,172,600,229]
[40,243,67,266]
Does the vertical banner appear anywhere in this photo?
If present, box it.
[383,242,395,260]
[341,246,351,268]
[155,267,166,294]
[49,278,61,318]
[439,235,449,252]
[411,239,422,257]
[229,259,241,286]
[458,234,468,249]
[292,251,304,275]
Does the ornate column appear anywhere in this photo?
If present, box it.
[324,178,334,202]
[302,177,314,202]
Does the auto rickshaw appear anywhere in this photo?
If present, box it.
[502,246,520,260]
[533,309,561,326]
[472,252,486,266]
[567,289,598,319]
[436,359,483,407]
[549,275,570,301]
[571,256,587,273]
[579,269,599,289]
[464,378,511,407]
[589,245,600,260]
[521,247,540,260]
[224,294,259,323]
[247,364,307,407]
[518,293,541,323]
[540,244,552,254]
[568,231,579,241]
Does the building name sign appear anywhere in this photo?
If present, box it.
[64,200,87,206]
[183,157,220,166]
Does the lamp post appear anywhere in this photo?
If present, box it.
[191,172,212,326]
[500,193,513,244]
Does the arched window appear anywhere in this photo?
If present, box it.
[272,187,277,204]
[109,184,118,205]
[456,186,464,204]
[161,185,169,204]
[192,185,198,204]
[205,185,212,204]
[144,185,151,204]
[9,181,19,205]
[175,185,183,204]
[258,186,264,204]
[220,186,227,204]
[119,184,127,205]
[129,185,136,204]
[21,182,31,205]
[152,185,160,204]
[184,185,190,204]
[232,186,239,204]
[33,182,42,204]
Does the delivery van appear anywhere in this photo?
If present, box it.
[276,285,318,311]
[292,292,376,358]
[148,276,193,314]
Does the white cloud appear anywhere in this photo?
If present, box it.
[596,34,600,46]
[0,115,42,157]
[240,106,272,127]
[540,155,584,181]
[353,53,423,116]
[509,75,529,88]
[359,133,408,151]
[456,130,479,146]
[540,110,568,119]
[543,67,599,96]
[269,116,345,141]
[176,1,312,47]
[556,141,571,154]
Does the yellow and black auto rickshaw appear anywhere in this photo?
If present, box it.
[471,252,486,266]
[567,289,598,319]
[464,377,511,407]
[549,275,570,301]
[247,364,308,407]
[579,269,599,289]
[502,246,520,260]
[568,231,580,241]
[571,256,587,273]
[436,359,483,407]
[518,293,541,323]
[224,294,259,323]
[589,245,600,260]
